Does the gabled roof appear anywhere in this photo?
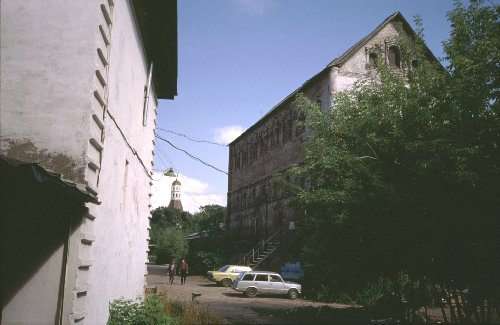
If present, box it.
[230,12,438,146]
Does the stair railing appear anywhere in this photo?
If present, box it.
[238,227,282,267]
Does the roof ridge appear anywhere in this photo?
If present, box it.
[326,11,403,68]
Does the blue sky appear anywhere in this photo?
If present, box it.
[151,0,457,213]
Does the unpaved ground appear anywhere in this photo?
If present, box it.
[146,271,358,324]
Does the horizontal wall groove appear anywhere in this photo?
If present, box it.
[97,48,108,67]
[96,69,107,87]
[99,24,110,46]
[89,137,104,152]
[100,4,112,26]
[92,113,105,130]
[93,90,105,108]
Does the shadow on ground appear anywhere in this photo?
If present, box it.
[262,305,370,324]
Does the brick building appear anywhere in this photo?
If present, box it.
[227,12,437,266]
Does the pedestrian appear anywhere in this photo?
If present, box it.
[168,260,176,285]
[180,259,188,285]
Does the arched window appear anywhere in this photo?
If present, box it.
[388,45,400,67]
[369,52,378,67]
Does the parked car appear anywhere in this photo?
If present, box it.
[231,271,302,299]
[207,265,252,287]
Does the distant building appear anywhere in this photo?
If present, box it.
[0,0,177,323]
[168,179,184,211]
[227,12,438,267]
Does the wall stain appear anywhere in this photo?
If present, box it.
[1,139,86,184]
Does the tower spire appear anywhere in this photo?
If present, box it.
[168,178,183,210]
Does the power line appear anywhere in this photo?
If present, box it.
[155,134,228,176]
[157,128,227,147]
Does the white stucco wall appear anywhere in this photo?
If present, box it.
[0,0,100,184]
[83,1,157,323]
[1,1,159,323]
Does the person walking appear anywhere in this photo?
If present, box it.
[168,260,176,285]
[180,259,188,285]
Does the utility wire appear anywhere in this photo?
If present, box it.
[157,128,227,147]
[155,135,228,176]
[107,109,152,180]
[157,142,178,172]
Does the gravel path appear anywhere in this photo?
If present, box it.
[146,271,355,324]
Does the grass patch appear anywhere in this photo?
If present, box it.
[156,291,221,325]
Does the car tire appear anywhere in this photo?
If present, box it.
[288,289,299,300]
[246,287,257,298]
[221,278,232,287]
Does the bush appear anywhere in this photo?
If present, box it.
[107,294,178,325]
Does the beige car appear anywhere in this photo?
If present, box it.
[207,265,252,287]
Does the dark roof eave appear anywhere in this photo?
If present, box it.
[229,67,330,146]
[0,155,100,204]
[131,0,178,100]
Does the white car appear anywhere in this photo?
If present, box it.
[231,271,302,299]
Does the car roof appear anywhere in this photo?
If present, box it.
[244,271,280,275]
[228,265,251,268]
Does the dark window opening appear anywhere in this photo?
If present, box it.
[369,52,378,67]
[388,46,400,67]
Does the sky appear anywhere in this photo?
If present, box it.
[151,0,459,214]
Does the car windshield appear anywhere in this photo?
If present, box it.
[217,265,230,272]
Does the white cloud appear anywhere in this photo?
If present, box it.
[212,125,244,145]
[228,0,274,17]
[150,172,226,214]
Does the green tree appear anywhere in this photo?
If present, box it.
[281,0,499,321]
[150,207,194,231]
[151,227,188,265]
[187,205,229,273]
[149,207,192,264]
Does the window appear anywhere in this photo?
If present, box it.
[143,62,153,126]
[296,112,306,135]
[283,118,292,142]
[369,52,378,67]
[388,46,400,67]
[255,274,268,282]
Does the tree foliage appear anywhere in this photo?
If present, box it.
[148,205,229,273]
[283,0,499,321]
[149,207,192,264]
[187,205,230,273]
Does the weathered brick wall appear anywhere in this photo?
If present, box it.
[228,73,329,239]
[228,20,407,242]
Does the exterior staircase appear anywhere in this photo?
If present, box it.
[238,227,282,269]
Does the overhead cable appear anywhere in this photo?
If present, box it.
[155,135,228,176]
[157,128,227,147]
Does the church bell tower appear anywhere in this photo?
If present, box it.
[168,179,183,211]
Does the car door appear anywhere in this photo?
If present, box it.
[268,274,286,294]
[254,274,269,294]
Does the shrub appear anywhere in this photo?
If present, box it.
[107,294,178,325]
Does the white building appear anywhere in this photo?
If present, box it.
[0,0,177,323]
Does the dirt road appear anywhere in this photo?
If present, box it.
[146,272,358,324]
